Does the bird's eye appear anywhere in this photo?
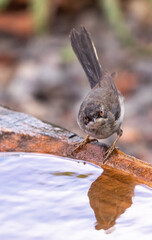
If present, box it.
[84,116,89,124]
[99,110,104,117]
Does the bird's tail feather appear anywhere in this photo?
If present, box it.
[70,26,102,88]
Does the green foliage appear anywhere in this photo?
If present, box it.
[99,0,152,55]
[60,45,76,63]
[148,0,152,8]
[100,0,134,46]
[30,0,51,34]
[0,0,10,11]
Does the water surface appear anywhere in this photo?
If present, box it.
[0,153,152,240]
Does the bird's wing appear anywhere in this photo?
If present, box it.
[103,72,122,120]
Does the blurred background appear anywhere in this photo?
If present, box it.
[0,0,152,162]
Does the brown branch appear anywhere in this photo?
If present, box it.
[0,106,152,186]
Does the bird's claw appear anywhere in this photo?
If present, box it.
[72,135,98,155]
[103,145,117,164]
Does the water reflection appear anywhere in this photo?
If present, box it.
[88,167,137,231]
[0,153,152,240]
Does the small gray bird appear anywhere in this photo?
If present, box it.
[70,26,124,162]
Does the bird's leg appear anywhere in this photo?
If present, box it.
[103,129,123,164]
[72,135,98,154]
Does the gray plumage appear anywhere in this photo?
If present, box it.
[70,26,124,155]
[70,26,102,88]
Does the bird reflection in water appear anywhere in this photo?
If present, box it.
[88,167,137,232]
